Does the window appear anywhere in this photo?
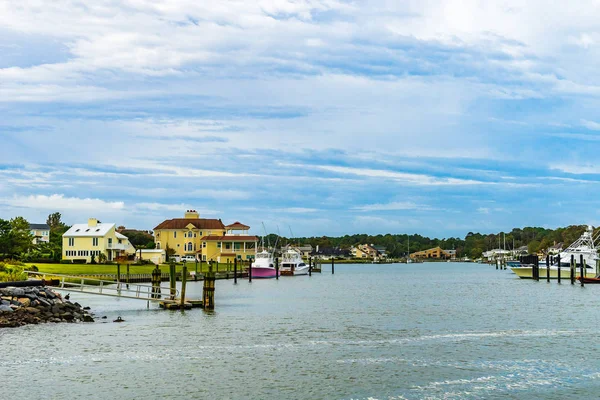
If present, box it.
[225,243,231,250]
[187,242,193,251]
[156,242,161,249]
[68,238,75,246]
[174,231,177,238]
[202,255,207,261]
[234,243,241,250]
[217,242,221,248]
[202,242,206,248]
[92,238,98,246]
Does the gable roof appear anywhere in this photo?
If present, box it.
[29,223,50,230]
[63,223,115,237]
[154,218,225,230]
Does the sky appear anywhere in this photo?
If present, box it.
[1,0,600,238]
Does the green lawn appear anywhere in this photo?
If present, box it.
[26,262,246,276]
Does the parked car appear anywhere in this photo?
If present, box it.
[182,255,197,263]
[169,255,181,263]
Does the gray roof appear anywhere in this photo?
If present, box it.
[29,223,50,230]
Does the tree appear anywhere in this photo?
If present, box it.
[45,212,70,262]
[0,219,11,257]
[8,217,34,257]
[165,245,176,260]
[528,240,541,254]
[47,212,67,231]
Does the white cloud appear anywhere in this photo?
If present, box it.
[0,194,124,211]
[354,201,433,211]
[551,164,600,175]
[581,119,600,131]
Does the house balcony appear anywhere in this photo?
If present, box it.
[107,243,127,250]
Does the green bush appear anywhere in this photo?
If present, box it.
[60,259,73,264]
[0,263,26,282]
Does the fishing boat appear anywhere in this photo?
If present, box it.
[511,226,599,279]
[250,250,277,278]
[279,248,309,276]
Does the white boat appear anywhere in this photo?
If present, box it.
[251,250,277,278]
[280,248,309,276]
[511,226,600,279]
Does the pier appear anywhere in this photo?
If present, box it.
[25,271,204,309]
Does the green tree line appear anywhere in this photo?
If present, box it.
[270,225,597,259]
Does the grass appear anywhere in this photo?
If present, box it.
[25,262,246,276]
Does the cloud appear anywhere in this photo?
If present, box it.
[0,194,124,211]
[551,164,600,175]
[581,119,600,131]
[353,201,434,212]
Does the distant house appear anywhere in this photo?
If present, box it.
[514,245,529,256]
[29,223,50,245]
[312,246,351,260]
[444,249,457,260]
[481,249,511,260]
[547,242,564,255]
[411,247,452,259]
[62,218,135,263]
[295,245,313,258]
[351,244,386,261]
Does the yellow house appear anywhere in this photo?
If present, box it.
[410,247,451,259]
[200,222,258,263]
[153,210,226,257]
[62,218,135,263]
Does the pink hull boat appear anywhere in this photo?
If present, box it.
[251,267,277,278]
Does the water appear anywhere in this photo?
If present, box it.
[3,263,600,399]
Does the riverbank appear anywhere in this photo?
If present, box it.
[0,286,94,328]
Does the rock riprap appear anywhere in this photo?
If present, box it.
[0,286,94,328]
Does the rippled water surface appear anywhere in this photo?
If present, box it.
[4,263,600,399]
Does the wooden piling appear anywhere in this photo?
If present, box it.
[332,258,335,274]
[571,254,575,284]
[496,259,499,270]
[169,262,176,300]
[534,257,539,281]
[234,258,238,284]
[309,258,312,277]
[580,255,585,287]
[117,264,121,284]
[180,265,187,307]
[203,263,215,310]
[248,258,252,282]
[275,257,279,279]
[546,255,550,282]
[195,260,198,281]
[557,254,561,283]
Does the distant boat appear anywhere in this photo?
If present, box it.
[280,248,309,276]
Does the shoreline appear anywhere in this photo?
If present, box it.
[0,286,94,328]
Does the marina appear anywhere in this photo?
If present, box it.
[4,262,600,399]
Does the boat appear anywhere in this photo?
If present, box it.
[407,237,413,263]
[250,250,277,278]
[279,248,309,276]
[578,276,600,284]
[511,226,599,279]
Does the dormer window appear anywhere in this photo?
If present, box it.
[75,229,80,232]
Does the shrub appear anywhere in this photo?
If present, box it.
[60,259,73,264]
[0,264,26,282]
